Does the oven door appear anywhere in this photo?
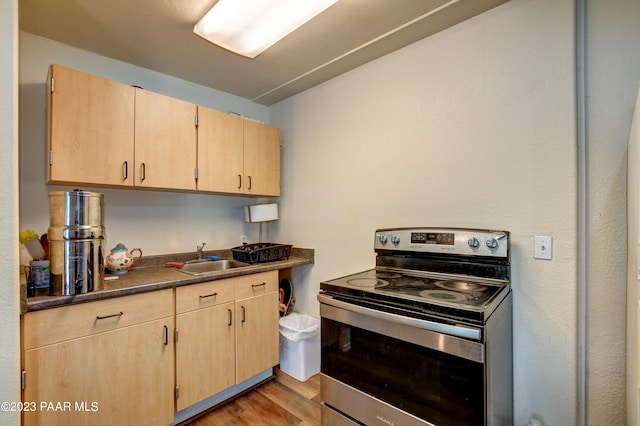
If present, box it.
[318,293,486,426]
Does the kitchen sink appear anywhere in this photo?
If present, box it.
[177,259,249,276]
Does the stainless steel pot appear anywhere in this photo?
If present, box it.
[48,190,105,295]
[49,189,104,227]
[49,239,105,295]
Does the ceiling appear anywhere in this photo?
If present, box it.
[19,0,509,106]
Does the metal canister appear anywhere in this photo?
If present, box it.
[48,190,105,295]
[49,188,104,227]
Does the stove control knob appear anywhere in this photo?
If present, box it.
[468,237,480,248]
[486,238,499,250]
[379,234,388,244]
[391,235,401,245]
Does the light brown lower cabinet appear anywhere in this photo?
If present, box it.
[235,283,280,383]
[175,271,280,410]
[21,289,175,426]
[22,272,280,424]
[175,279,236,411]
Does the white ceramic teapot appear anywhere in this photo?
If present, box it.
[105,243,143,274]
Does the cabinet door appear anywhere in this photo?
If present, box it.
[47,65,135,186]
[243,120,281,196]
[196,107,244,194]
[235,291,279,384]
[134,89,197,190]
[175,302,235,411]
[23,317,174,426]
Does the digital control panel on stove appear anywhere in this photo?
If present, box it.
[374,227,509,258]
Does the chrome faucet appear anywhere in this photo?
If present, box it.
[196,242,206,260]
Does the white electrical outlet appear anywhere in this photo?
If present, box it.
[240,235,248,244]
[534,235,553,260]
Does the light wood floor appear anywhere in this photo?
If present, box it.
[188,368,321,425]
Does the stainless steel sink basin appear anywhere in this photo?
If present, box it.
[177,260,249,276]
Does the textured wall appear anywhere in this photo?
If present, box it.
[269,0,640,423]
[9,1,640,425]
[626,85,640,425]
[0,0,21,425]
[587,0,640,423]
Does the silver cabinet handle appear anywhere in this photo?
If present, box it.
[96,311,123,320]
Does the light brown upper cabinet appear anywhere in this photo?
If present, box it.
[47,64,135,187]
[47,65,278,196]
[134,90,197,191]
[197,106,281,196]
[196,107,244,194]
[243,119,281,197]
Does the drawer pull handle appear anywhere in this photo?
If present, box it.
[199,292,218,300]
[96,311,123,320]
[241,306,246,323]
[251,282,266,289]
[141,163,146,182]
[238,174,242,189]
[163,325,169,346]
[228,309,233,326]
[248,175,252,190]
[123,161,128,180]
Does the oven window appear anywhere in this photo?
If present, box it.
[321,317,484,425]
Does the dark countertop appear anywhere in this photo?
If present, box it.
[23,247,314,313]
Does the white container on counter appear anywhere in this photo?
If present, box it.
[30,260,50,289]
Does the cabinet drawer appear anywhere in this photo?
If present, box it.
[176,279,235,314]
[234,271,278,300]
[23,289,174,350]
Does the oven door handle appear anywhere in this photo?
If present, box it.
[317,293,482,340]
[318,293,484,363]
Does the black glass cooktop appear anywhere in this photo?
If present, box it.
[320,269,510,323]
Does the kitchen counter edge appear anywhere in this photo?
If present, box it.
[23,247,314,313]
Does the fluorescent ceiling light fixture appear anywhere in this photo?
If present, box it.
[194,0,339,59]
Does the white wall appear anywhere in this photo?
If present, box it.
[19,33,277,255]
[626,84,640,425]
[270,0,637,424]
[0,0,21,425]
[11,0,640,425]
[586,1,640,423]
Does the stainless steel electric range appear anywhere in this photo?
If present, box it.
[318,227,513,426]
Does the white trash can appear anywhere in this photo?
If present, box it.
[279,313,320,382]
